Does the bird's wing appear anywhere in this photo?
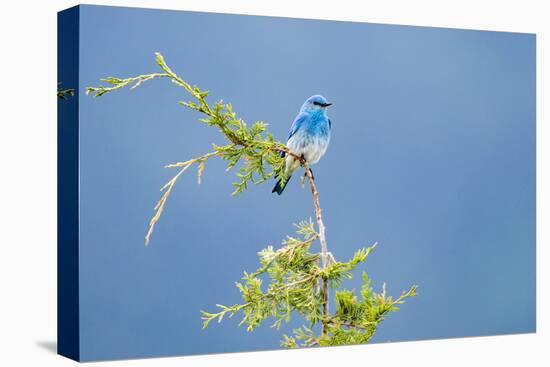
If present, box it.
[328,118,332,129]
[287,113,308,141]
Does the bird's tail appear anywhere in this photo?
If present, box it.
[272,175,292,195]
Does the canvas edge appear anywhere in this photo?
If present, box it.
[57,5,81,362]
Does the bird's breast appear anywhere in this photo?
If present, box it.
[287,131,329,165]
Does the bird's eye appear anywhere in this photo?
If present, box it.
[312,101,320,106]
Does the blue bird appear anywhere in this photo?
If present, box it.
[272,95,332,195]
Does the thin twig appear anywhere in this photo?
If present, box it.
[145,162,191,245]
[301,160,330,335]
[302,163,328,267]
[145,151,218,245]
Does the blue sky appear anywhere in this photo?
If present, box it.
[75,5,535,361]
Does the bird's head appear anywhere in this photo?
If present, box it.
[301,95,332,113]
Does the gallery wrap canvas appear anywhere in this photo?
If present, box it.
[57,5,536,362]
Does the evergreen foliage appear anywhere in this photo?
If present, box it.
[87,53,417,348]
[57,82,74,100]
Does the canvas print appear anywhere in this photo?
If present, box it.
[57,5,536,362]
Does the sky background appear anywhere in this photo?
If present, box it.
[75,5,535,361]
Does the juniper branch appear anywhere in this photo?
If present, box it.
[87,53,293,243]
[86,52,418,348]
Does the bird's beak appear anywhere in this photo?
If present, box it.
[322,103,332,107]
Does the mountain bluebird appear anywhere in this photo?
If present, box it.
[272,95,332,195]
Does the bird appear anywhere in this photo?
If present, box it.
[272,95,332,195]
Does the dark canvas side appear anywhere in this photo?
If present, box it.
[57,5,80,362]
